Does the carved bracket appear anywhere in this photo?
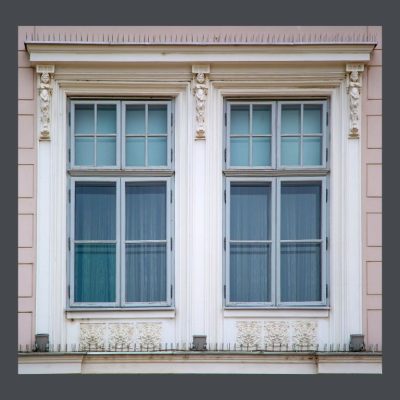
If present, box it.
[192,64,210,140]
[36,65,55,141]
[346,64,364,139]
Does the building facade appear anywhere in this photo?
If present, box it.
[18,26,382,374]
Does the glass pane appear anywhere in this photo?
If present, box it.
[230,243,270,302]
[74,243,116,303]
[230,137,249,166]
[75,182,116,240]
[230,105,250,134]
[281,137,300,166]
[75,137,94,166]
[126,105,145,134]
[252,137,271,166]
[125,243,167,302]
[231,183,270,240]
[304,104,322,133]
[75,104,94,134]
[126,182,166,240]
[303,137,322,166]
[126,137,145,166]
[281,105,301,134]
[253,105,271,134]
[97,104,116,134]
[281,182,321,240]
[148,105,168,134]
[96,137,116,166]
[148,137,167,166]
[280,243,321,302]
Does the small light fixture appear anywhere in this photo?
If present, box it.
[349,334,365,352]
[192,335,207,351]
[35,334,49,352]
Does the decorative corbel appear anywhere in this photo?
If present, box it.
[192,65,210,140]
[346,64,364,139]
[36,65,55,141]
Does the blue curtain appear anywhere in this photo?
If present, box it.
[280,183,321,302]
[230,183,271,302]
[74,182,116,302]
[125,182,167,302]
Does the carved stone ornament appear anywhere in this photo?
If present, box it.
[36,65,55,141]
[192,65,210,140]
[79,323,106,350]
[264,321,289,348]
[137,322,162,349]
[293,321,318,350]
[346,64,364,139]
[236,321,262,349]
[109,323,135,350]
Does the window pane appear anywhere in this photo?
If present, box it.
[280,243,321,302]
[126,105,145,134]
[126,182,166,240]
[252,105,271,134]
[281,137,300,166]
[96,137,116,166]
[230,137,249,166]
[97,104,116,134]
[304,104,322,133]
[303,137,322,166]
[281,182,321,240]
[125,243,167,302]
[230,183,270,240]
[252,137,271,166]
[75,182,116,240]
[148,137,167,166]
[75,104,94,134]
[126,137,145,166]
[281,105,301,134]
[75,137,94,166]
[230,243,270,302]
[230,105,250,134]
[74,243,116,302]
[148,105,168,134]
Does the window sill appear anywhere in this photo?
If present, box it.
[223,308,330,318]
[65,308,176,320]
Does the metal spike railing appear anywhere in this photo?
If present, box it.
[18,342,381,354]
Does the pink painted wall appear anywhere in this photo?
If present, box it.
[18,26,36,349]
[18,26,382,349]
[362,26,382,349]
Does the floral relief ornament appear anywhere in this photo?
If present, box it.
[236,321,262,349]
[293,321,317,350]
[192,71,209,140]
[137,322,162,349]
[264,321,289,348]
[79,323,106,351]
[109,323,134,350]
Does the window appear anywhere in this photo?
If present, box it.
[69,100,174,307]
[225,100,328,307]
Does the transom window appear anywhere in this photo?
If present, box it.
[69,100,174,308]
[224,100,328,307]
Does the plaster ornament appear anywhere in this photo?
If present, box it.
[236,321,262,349]
[109,323,135,350]
[346,64,364,139]
[264,321,289,348]
[137,322,162,349]
[38,71,53,140]
[192,72,209,139]
[79,323,106,351]
[292,321,317,350]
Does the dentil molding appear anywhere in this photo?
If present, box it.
[346,63,364,139]
[36,65,55,141]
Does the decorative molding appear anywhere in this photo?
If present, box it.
[192,65,210,140]
[346,63,364,139]
[264,321,289,347]
[137,322,162,348]
[79,323,106,350]
[36,65,55,141]
[293,321,318,349]
[236,321,262,348]
[108,324,134,349]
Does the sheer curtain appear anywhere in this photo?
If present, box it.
[230,183,271,302]
[280,182,321,302]
[74,182,116,302]
[125,182,167,302]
